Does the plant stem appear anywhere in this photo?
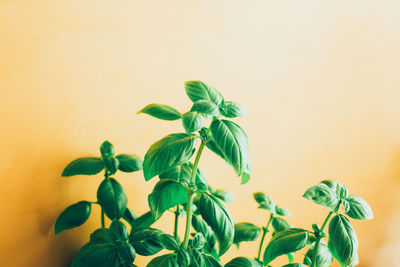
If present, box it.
[311,211,333,267]
[256,213,274,261]
[174,205,180,239]
[101,209,105,228]
[182,139,206,249]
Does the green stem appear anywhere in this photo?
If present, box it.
[311,211,333,267]
[101,209,105,228]
[182,139,206,249]
[174,205,180,239]
[257,213,274,261]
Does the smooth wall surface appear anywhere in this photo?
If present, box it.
[1,1,400,266]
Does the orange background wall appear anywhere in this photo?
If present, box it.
[1,1,399,266]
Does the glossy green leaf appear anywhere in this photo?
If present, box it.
[206,139,228,161]
[210,119,251,184]
[110,220,129,242]
[192,232,206,250]
[185,80,224,106]
[303,182,339,212]
[138,103,181,121]
[116,154,143,173]
[275,206,292,216]
[263,228,309,264]
[253,192,276,213]
[61,157,104,177]
[129,228,164,256]
[89,228,114,244]
[117,242,136,264]
[131,211,158,230]
[55,201,91,234]
[177,248,191,267]
[191,249,205,267]
[182,111,204,133]
[220,101,246,118]
[100,141,114,158]
[345,195,373,220]
[271,217,291,233]
[147,254,178,267]
[97,178,128,219]
[328,214,358,266]
[192,215,217,253]
[191,100,221,117]
[71,242,118,267]
[159,234,179,251]
[203,254,223,267]
[304,241,333,267]
[122,208,138,226]
[282,264,306,267]
[159,162,207,191]
[143,133,198,181]
[213,189,234,204]
[198,193,234,256]
[224,257,263,267]
[103,157,119,175]
[148,179,188,219]
[233,222,261,247]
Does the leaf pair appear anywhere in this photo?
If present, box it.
[62,141,142,177]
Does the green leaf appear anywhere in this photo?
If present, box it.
[103,157,119,175]
[61,157,104,177]
[55,201,91,234]
[282,264,306,267]
[210,119,251,184]
[89,228,114,244]
[147,254,178,267]
[263,228,309,264]
[143,133,198,181]
[148,179,188,219]
[138,103,182,121]
[185,80,224,106]
[303,182,339,212]
[182,111,204,133]
[159,162,208,191]
[345,195,373,220]
[191,100,221,117]
[192,215,217,253]
[203,254,223,267]
[117,242,136,264]
[122,208,138,226]
[129,228,164,256]
[275,206,292,216]
[100,141,114,158]
[213,189,234,204]
[159,234,179,251]
[220,101,246,118]
[192,233,206,250]
[206,139,228,161]
[224,257,263,267]
[328,214,358,266]
[198,193,234,256]
[233,222,261,247]
[304,241,333,267]
[253,192,276,213]
[116,154,143,173]
[191,249,205,266]
[177,248,191,266]
[131,211,158,230]
[71,242,118,267]
[271,217,291,233]
[110,220,129,242]
[97,178,128,220]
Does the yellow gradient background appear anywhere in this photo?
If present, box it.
[1,1,399,266]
